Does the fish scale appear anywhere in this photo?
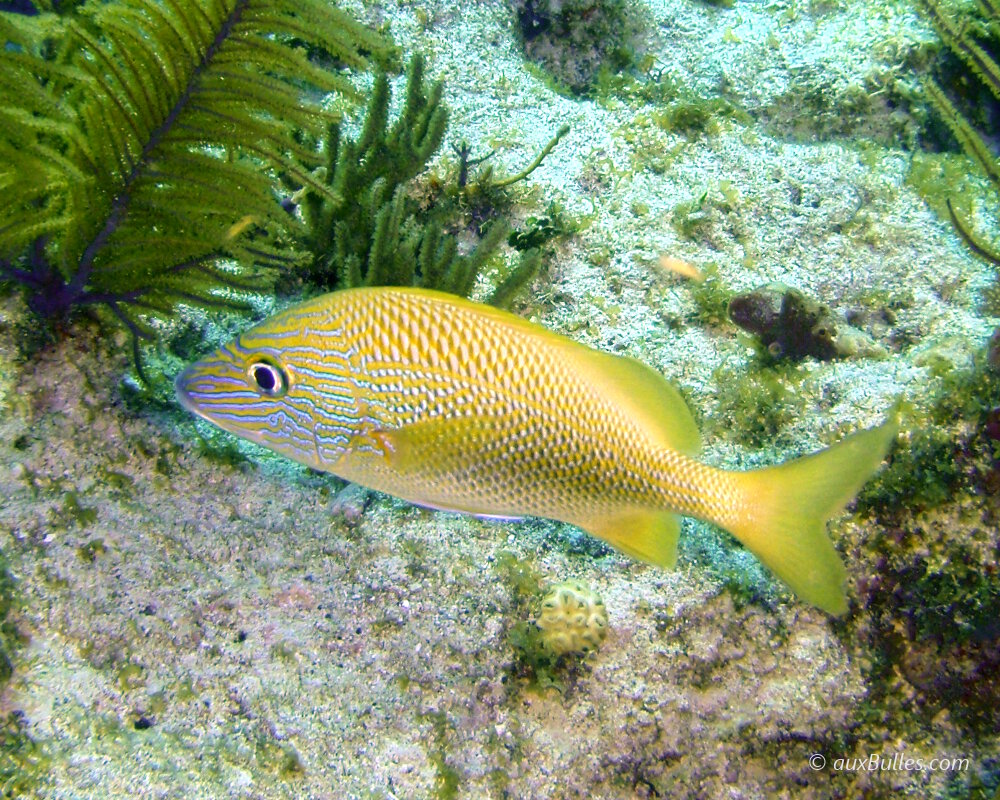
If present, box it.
[177,286,897,614]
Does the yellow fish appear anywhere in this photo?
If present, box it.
[176,286,896,614]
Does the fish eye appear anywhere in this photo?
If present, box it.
[247,360,288,397]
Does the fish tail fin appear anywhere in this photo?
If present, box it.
[723,415,898,615]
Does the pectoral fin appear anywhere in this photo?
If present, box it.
[579,510,682,568]
[365,416,472,474]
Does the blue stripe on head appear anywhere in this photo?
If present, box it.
[175,321,359,473]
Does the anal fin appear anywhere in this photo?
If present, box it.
[578,510,682,568]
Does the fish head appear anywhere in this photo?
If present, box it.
[175,311,356,470]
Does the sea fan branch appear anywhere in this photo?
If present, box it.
[0,0,393,342]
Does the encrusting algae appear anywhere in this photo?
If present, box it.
[176,286,898,615]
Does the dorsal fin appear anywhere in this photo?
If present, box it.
[570,347,701,456]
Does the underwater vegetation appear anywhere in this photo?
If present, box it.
[860,341,1000,515]
[509,0,647,95]
[0,549,18,687]
[0,0,562,379]
[917,0,1000,265]
[0,0,392,355]
[707,364,804,449]
[862,520,1000,732]
[290,54,452,291]
[287,54,547,306]
[709,285,887,445]
[851,343,1000,734]
[493,553,606,693]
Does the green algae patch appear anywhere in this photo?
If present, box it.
[0,711,52,799]
[0,548,20,688]
[420,710,461,800]
[76,538,107,564]
[494,550,545,609]
[510,0,649,96]
[706,364,805,449]
[858,351,1000,515]
[58,492,97,530]
[651,96,751,137]
[495,552,609,693]
[493,551,564,689]
[116,663,146,694]
[255,736,306,780]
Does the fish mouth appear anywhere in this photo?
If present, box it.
[175,359,239,419]
[174,355,256,425]
[174,364,203,416]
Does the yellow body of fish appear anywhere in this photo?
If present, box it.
[176,286,897,614]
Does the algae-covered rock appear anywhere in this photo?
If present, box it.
[510,0,646,94]
[728,283,882,362]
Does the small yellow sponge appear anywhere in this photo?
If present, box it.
[537,580,608,656]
